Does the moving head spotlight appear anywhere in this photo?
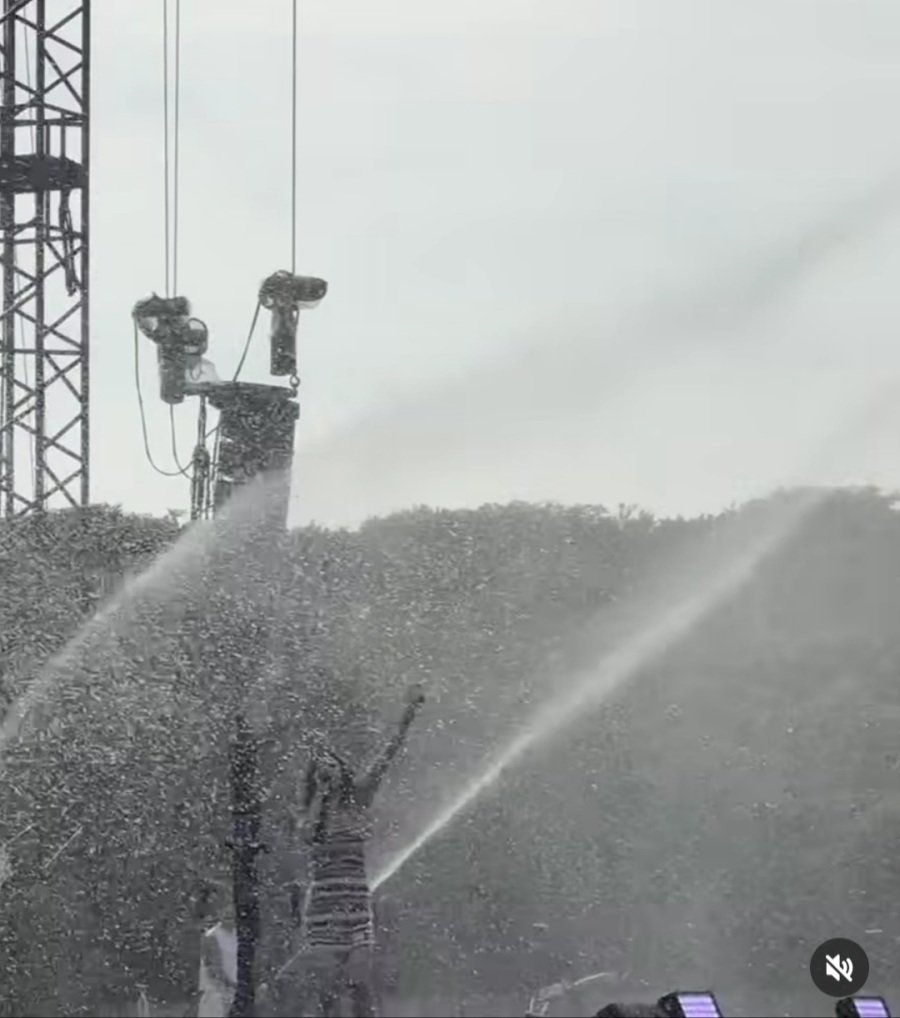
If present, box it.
[258,270,328,377]
[132,293,209,405]
[836,998,891,1018]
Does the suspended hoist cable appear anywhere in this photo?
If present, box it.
[136,0,190,480]
[212,0,298,404]
[228,0,298,388]
[233,0,298,382]
[201,0,301,520]
[166,0,191,476]
[133,322,183,478]
[162,0,182,299]
[163,0,172,299]
[291,0,298,275]
[173,0,181,297]
[139,0,301,494]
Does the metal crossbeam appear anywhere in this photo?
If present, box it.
[0,0,89,517]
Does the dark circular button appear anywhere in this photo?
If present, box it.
[810,938,869,997]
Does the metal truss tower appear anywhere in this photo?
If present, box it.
[0,0,90,517]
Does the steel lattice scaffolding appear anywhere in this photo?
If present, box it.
[0,0,89,517]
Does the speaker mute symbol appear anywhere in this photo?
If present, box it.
[827,955,855,983]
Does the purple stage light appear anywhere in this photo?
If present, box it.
[851,999,890,1018]
[673,993,722,1018]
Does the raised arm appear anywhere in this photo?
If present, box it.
[297,757,326,843]
[357,685,425,800]
[298,785,327,845]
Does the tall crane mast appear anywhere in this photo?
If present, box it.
[1,1,323,1010]
[0,0,90,517]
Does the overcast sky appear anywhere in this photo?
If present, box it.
[89,0,900,527]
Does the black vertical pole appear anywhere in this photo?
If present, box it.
[229,712,262,1018]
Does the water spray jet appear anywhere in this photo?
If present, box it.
[372,380,900,892]
[370,490,826,892]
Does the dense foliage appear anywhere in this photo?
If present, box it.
[1,490,899,1015]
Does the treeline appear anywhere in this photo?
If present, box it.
[1,490,900,1015]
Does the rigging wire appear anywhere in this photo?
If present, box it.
[162,0,182,297]
[153,0,190,477]
[192,2,301,500]
[186,9,259,471]
[231,301,262,383]
[291,0,298,274]
[167,0,190,474]
[169,404,190,475]
[199,299,263,454]
[173,0,181,295]
[143,2,292,494]
[163,0,171,297]
[132,2,187,481]
[133,322,188,479]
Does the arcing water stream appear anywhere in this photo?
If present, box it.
[0,521,212,758]
[371,488,822,890]
[0,476,280,760]
[371,377,900,891]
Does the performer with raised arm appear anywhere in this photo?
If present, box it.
[296,684,426,1018]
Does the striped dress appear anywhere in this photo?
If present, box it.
[302,794,375,952]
